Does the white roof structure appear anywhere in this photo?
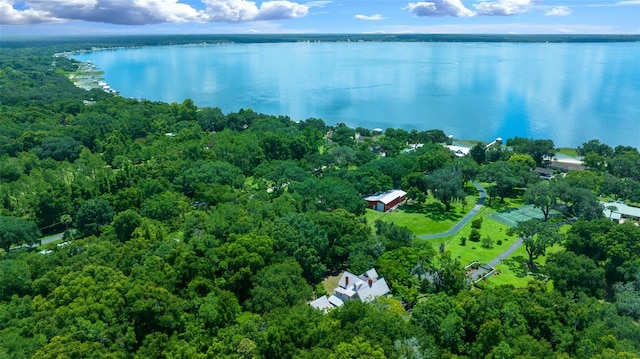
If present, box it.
[310,296,332,312]
[364,190,407,205]
[310,268,391,313]
[357,278,390,303]
[602,201,640,221]
[334,286,357,299]
[365,268,379,281]
[447,145,471,157]
[328,295,344,307]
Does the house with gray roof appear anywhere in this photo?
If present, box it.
[602,201,640,223]
[309,268,390,312]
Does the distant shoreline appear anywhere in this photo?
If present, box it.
[2,33,640,50]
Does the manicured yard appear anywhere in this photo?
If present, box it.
[366,184,565,288]
[419,212,516,266]
[483,243,564,287]
[364,189,479,235]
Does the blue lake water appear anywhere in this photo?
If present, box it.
[74,41,640,148]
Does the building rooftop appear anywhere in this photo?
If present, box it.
[310,268,390,313]
[310,296,332,312]
[364,190,407,204]
[602,201,640,219]
[446,145,471,157]
[357,278,390,303]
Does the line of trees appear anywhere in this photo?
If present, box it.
[1,40,639,358]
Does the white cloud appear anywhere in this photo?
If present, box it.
[404,0,474,17]
[0,0,204,25]
[202,0,308,22]
[354,13,385,21]
[0,0,59,24]
[202,0,259,21]
[0,0,309,25]
[255,1,309,20]
[474,0,534,16]
[545,6,571,16]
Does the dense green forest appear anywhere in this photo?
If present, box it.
[1,39,639,358]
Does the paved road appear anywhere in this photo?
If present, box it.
[468,218,577,280]
[470,237,524,280]
[13,232,65,251]
[418,181,486,240]
[40,232,65,245]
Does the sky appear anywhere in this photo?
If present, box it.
[1,0,639,35]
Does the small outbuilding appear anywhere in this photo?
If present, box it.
[365,190,407,212]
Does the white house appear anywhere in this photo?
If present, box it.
[310,268,390,312]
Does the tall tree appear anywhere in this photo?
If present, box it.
[482,161,527,203]
[524,181,556,221]
[469,143,486,164]
[428,250,468,296]
[513,219,561,267]
[453,156,480,185]
[545,251,606,298]
[0,216,41,252]
[246,261,312,314]
[75,198,115,237]
[425,168,465,212]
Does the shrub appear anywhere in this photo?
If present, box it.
[459,237,467,246]
[315,283,327,297]
[496,239,503,246]
[469,229,481,242]
[481,236,493,249]
[471,217,483,229]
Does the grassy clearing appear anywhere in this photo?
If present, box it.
[418,200,562,288]
[556,147,579,157]
[370,185,564,288]
[420,212,516,266]
[455,139,486,147]
[322,273,342,295]
[482,243,563,287]
[365,197,471,234]
[365,186,479,235]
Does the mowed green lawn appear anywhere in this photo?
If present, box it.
[367,189,564,288]
[364,191,479,235]
[431,214,515,263]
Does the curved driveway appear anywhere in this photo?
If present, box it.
[417,181,486,240]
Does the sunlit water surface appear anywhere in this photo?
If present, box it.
[74,42,640,148]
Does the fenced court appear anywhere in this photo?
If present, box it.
[487,204,559,227]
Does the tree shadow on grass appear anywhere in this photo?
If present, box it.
[485,200,512,212]
[401,202,463,222]
[503,255,528,278]
[485,192,526,212]
[463,185,478,195]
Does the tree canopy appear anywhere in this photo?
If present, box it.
[0,38,638,359]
